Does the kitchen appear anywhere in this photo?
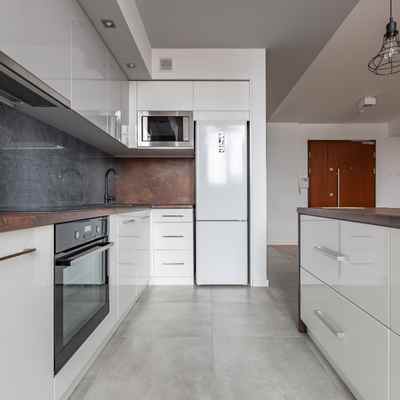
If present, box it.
[1,0,400,399]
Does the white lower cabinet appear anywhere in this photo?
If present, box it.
[117,211,151,320]
[300,216,340,286]
[151,209,194,285]
[391,331,400,399]
[301,268,389,400]
[0,226,53,400]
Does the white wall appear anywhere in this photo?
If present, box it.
[267,122,400,245]
[151,49,268,287]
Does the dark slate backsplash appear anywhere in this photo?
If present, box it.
[0,104,117,210]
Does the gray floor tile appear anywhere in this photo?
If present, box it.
[69,247,355,400]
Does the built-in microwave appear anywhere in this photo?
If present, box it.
[137,111,194,149]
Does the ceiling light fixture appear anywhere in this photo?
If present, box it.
[368,0,400,75]
[126,63,136,69]
[101,19,116,29]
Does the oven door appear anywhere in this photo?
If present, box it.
[54,240,113,374]
[137,111,194,148]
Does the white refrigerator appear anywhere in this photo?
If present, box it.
[196,120,248,285]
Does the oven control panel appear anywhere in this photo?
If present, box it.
[55,217,108,254]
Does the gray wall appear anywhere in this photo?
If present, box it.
[0,104,117,210]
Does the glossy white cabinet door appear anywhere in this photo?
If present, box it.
[137,81,193,110]
[300,216,340,286]
[391,331,400,399]
[0,0,74,100]
[301,268,389,400]
[337,221,389,325]
[390,229,400,335]
[0,227,53,400]
[193,81,250,110]
[71,9,109,133]
[117,211,150,318]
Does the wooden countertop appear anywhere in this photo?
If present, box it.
[0,204,194,233]
[298,207,400,229]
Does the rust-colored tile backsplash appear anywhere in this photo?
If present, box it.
[116,158,195,205]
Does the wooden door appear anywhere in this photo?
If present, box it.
[308,140,375,208]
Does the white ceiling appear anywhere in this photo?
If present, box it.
[136,0,358,116]
[271,0,400,123]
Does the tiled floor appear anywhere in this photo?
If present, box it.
[69,246,354,400]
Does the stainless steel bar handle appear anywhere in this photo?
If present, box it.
[337,168,341,208]
[162,235,184,238]
[162,262,185,266]
[0,248,36,262]
[123,219,136,224]
[56,242,114,267]
[314,309,345,339]
[162,215,185,218]
[314,246,346,262]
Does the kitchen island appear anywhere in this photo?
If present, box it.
[298,207,400,400]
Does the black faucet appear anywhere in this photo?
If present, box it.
[104,168,117,204]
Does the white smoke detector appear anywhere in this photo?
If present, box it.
[359,96,377,112]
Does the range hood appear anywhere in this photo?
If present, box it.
[0,51,70,109]
[0,51,130,156]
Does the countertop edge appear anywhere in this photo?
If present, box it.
[0,204,194,234]
[297,207,400,229]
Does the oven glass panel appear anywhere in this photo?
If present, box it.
[144,116,185,142]
[57,251,107,347]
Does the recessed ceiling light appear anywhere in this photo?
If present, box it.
[126,63,136,69]
[101,19,116,28]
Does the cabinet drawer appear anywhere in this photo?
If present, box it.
[301,268,389,400]
[337,221,389,325]
[300,216,340,285]
[153,251,193,277]
[152,209,193,223]
[153,223,193,250]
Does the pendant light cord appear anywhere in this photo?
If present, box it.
[391,0,393,18]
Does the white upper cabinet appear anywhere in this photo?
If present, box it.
[193,81,250,110]
[137,81,193,110]
[71,9,109,133]
[0,0,73,101]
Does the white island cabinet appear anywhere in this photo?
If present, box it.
[0,226,53,400]
[299,209,400,400]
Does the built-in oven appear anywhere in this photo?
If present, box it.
[54,217,113,375]
[137,111,194,149]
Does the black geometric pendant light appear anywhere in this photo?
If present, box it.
[368,0,400,75]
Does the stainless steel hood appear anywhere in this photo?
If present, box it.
[0,51,70,109]
[0,51,130,156]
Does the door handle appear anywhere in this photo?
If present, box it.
[122,218,136,224]
[162,262,185,266]
[162,235,184,238]
[56,242,114,267]
[314,309,345,339]
[337,168,341,208]
[0,248,36,262]
[314,246,347,262]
